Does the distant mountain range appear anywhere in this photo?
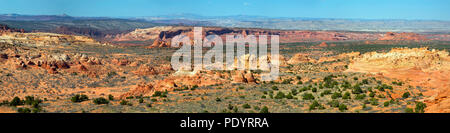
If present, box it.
[134,13,450,33]
[0,14,163,38]
[1,13,450,35]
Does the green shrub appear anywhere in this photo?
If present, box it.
[392,81,403,86]
[368,87,373,92]
[299,87,308,92]
[24,96,34,105]
[233,106,239,113]
[191,85,199,90]
[281,78,293,84]
[71,94,89,103]
[93,97,109,105]
[405,108,414,113]
[402,92,410,99]
[17,108,31,113]
[352,85,363,94]
[9,97,23,106]
[415,102,426,113]
[342,92,351,99]
[286,93,294,99]
[138,98,144,103]
[338,104,348,111]
[328,100,340,108]
[108,94,114,100]
[377,94,386,98]
[31,108,41,113]
[355,94,366,100]
[312,88,317,92]
[242,103,251,109]
[302,93,315,100]
[215,97,222,102]
[369,92,376,97]
[418,93,423,96]
[331,92,342,99]
[120,100,129,105]
[370,98,378,106]
[320,90,332,96]
[253,106,260,111]
[153,91,162,97]
[0,100,9,106]
[362,79,369,84]
[107,71,117,77]
[376,84,393,92]
[260,106,269,113]
[275,92,286,99]
[382,101,389,107]
[291,89,298,96]
[309,100,325,110]
[271,86,278,90]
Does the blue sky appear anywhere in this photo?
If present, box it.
[0,0,449,20]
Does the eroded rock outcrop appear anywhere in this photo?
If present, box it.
[425,89,450,113]
[287,53,317,64]
[232,70,257,83]
[119,83,155,99]
[379,32,427,41]
[346,47,450,113]
[0,32,101,46]
[133,64,158,75]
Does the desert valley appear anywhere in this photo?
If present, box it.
[0,14,449,113]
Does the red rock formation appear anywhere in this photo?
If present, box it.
[15,61,27,69]
[119,83,154,99]
[133,65,158,75]
[287,53,316,64]
[379,32,427,41]
[112,59,129,66]
[244,72,256,83]
[232,71,257,83]
[233,71,247,83]
[426,89,450,113]
[79,65,88,71]
[0,24,24,35]
[109,26,440,47]
[318,42,328,47]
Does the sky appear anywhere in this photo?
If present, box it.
[0,0,449,20]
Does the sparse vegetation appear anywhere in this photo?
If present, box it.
[415,102,426,113]
[71,94,89,103]
[108,94,114,100]
[93,97,109,105]
[402,92,410,99]
[242,103,251,109]
[302,93,315,100]
[260,106,269,113]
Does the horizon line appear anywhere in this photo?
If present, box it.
[1,13,449,22]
